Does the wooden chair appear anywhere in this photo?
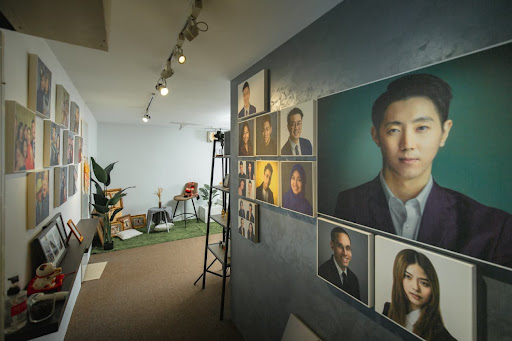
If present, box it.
[172,182,199,227]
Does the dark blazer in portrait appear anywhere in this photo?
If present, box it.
[238,171,247,179]
[281,137,313,155]
[318,256,360,300]
[382,302,456,341]
[257,139,277,156]
[335,176,512,267]
[238,105,256,118]
[238,226,245,237]
[256,183,274,205]
[239,208,245,218]
[246,212,255,223]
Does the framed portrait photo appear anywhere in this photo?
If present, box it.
[118,214,133,230]
[54,166,68,207]
[238,119,255,157]
[70,101,80,134]
[43,120,61,167]
[74,136,83,164]
[237,69,268,119]
[63,130,74,165]
[317,218,374,307]
[27,170,50,229]
[55,84,70,129]
[111,222,122,236]
[5,101,37,173]
[255,160,279,207]
[67,219,84,243]
[255,111,279,156]
[28,54,52,119]
[68,164,78,197]
[131,214,146,229]
[374,236,476,341]
[35,220,67,266]
[279,100,316,156]
[236,199,258,243]
[280,161,316,217]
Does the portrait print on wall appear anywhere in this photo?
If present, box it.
[255,111,279,156]
[27,170,50,229]
[74,136,83,164]
[279,100,316,156]
[238,119,255,156]
[43,120,61,167]
[54,166,68,207]
[55,85,70,129]
[255,160,279,207]
[317,218,374,307]
[317,42,512,269]
[70,101,80,134]
[68,164,78,197]
[28,54,52,118]
[375,236,476,341]
[5,101,36,173]
[280,161,316,217]
[237,199,259,243]
[63,130,74,165]
[237,69,268,119]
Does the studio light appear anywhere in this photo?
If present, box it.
[155,78,168,96]
[142,114,151,123]
[160,60,174,79]
[183,17,199,41]
[174,46,186,64]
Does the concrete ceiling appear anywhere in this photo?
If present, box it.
[6,0,342,129]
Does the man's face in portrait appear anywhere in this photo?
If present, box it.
[330,232,352,271]
[263,120,272,145]
[249,205,252,215]
[243,86,250,107]
[288,114,302,142]
[371,97,452,184]
[240,163,244,174]
[240,218,244,228]
[243,125,250,144]
[248,181,252,195]
[263,169,272,190]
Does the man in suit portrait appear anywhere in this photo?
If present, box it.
[281,107,313,155]
[246,203,255,223]
[257,114,277,155]
[238,82,256,118]
[334,74,512,267]
[256,163,274,204]
[247,180,254,199]
[238,161,246,179]
[318,227,360,300]
[238,217,245,237]
[239,200,245,218]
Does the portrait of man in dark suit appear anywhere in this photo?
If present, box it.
[281,107,313,155]
[256,113,277,155]
[238,82,256,118]
[318,226,360,300]
[246,203,255,223]
[256,162,274,205]
[238,161,246,179]
[334,73,512,267]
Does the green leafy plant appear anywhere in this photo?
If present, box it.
[90,157,133,246]
[199,184,219,203]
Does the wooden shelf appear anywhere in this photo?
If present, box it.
[212,185,229,193]
[211,214,228,228]
[214,155,230,158]
[207,243,230,266]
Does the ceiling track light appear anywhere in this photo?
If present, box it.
[142,114,151,123]
[174,46,186,64]
[155,78,168,96]
[142,93,155,122]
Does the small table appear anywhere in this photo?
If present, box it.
[146,207,173,233]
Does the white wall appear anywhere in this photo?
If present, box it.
[2,29,98,286]
[97,123,223,219]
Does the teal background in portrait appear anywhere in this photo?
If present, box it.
[318,42,512,216]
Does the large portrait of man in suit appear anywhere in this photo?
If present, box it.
[237,69,268,119]
[280,100,316,156]
[318,43,512,268]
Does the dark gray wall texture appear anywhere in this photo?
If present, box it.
[229,1,512,340]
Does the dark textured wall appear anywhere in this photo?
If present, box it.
[229,0,512,340]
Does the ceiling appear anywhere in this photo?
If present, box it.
[2,0,342,130]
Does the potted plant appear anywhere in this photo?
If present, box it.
[90,157,133,250]
[198,184,221,222]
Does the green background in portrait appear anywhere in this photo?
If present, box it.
[318,42,512,216]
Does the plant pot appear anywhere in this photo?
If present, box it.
[104,241,114,250]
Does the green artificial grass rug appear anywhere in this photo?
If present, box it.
[92,219,223,254]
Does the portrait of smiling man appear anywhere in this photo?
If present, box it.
[256,113,277,156]
[334,73,512,267]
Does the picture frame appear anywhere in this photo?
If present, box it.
[28,53,52,119]
[27,170,50,229]
[55,84,70,129]
[118,214,133,230]
[63,130,74,165]
[255,160,279,206]
[34,220,67,266]
[130,214,146,229]
[255,111,279,156]
[67,219,84,243]
[68,164,78,197]
[236,199,259,243]
[53,213,68,245]
[279,161,316,217]
[74,136,83,164]
[53,166,68,207]
[237,69,268,119]
[238,119,255,156]
[70,101,80,135]
[279,100,316,156]
[5,101,37,173]
[111,222,122,236]
[105,188,123,210]
[43,120,61,167]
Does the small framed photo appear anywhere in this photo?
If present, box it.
[63,130,74,165]
[27,170,50,229]
[74,136,83,164]
[55,84,70,129]
[54,166,68,207]
[28,54,52,119]
[317,218,374,307]
[255,111,279,156]
[131,214,146,229]
[236,199,259,243]
[105,188,123,210]
[68,164,78,197]
[43,120,61,167]
[237,69,268,119]
[35,220,67,266]
[67,219,84,243]
[118,214,133,230]
[70,101,80,134]
[238,119,255,156]
[111,222,122,236]
[255,160,279,206]
[280,161,316,217]
[54,213,68,245]
[279,100,316,156]
[5,101,37,173]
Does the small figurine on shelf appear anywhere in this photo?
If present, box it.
[221,209,226,217]
[155,187,163,208]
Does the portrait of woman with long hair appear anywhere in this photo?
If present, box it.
[383,249,455,340]
[239,121,253,156]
